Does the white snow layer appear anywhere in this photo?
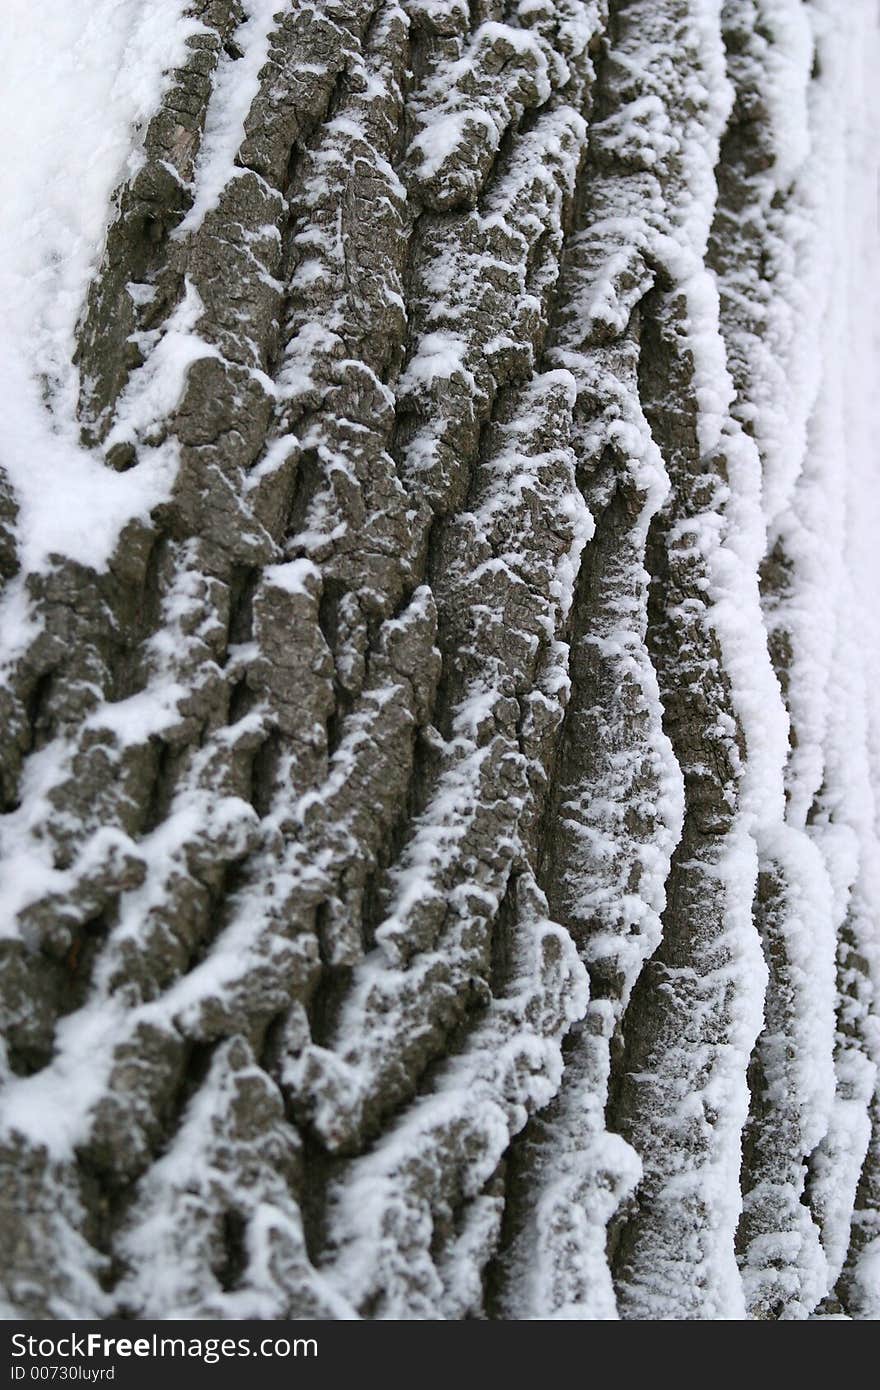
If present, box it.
[0,0,195,573]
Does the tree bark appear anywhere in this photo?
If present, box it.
[0,0,877,1319]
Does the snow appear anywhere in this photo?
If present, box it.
[175,0,281,235]
[104,280,221,451]
[0,0,196,572]
[703,0,880,1318]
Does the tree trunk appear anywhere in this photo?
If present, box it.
[0,0,877,1319]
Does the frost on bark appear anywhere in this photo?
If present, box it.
[0,0,877,1320]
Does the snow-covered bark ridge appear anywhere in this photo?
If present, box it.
[0,0,876,1319]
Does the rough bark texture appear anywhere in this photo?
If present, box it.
[0,0,877,1319]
